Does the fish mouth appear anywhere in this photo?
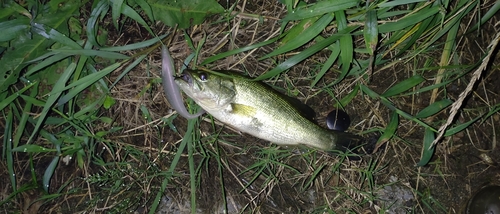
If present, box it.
[177,70,193,85]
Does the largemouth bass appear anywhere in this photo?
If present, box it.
[175,70,363,152]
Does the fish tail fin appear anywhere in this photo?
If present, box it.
[333,132,368,155]
[332,132,380,159]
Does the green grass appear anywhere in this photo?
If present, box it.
[1,0,499,213]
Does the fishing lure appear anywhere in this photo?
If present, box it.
[161,45,204,119]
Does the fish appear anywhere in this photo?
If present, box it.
[161,45,204,119]
[174,69,364,152]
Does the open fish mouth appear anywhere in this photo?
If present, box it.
[178,71,193,85]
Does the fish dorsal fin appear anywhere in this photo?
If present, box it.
[281,95,316,121]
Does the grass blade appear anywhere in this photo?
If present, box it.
[415,99,452,118]
[311,42,340,87]
[467,0,500,33]
[417,128,435,166]
[379,3,439,33]
[378,0,427,7]
[381,75,425,97]
[13,83,40,149]
[31,22,82,49]
[0,83,36,112]
[100,35,166,52]
[333,10,353,85]
[4,109,16,192]
[112,0,124,29]
[364,9,378,55]
[133,0,154,21]
[110,55,146,89]
[254,26,358,81]
[200,37,280,66]
[283,0,358,21]
[50,49,129,59]
[376,111,399,146]
[122,3,154,35]
[261,13,334,59]
[55,62,121,105]
[187,127,197,214]
[0,18,30,42]
[86,0,109,47]
[27,63,76,144]
[43,156,60,192]
[25,53,71,77]
[12,144,58,152]
[149,118,198,214]
[444,116,481,136]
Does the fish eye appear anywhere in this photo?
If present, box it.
[199,72,208,81]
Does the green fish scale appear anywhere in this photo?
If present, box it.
[231,77,337,150]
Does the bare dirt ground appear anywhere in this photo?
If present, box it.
[1,0,499,213]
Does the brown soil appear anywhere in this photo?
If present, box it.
[1,0,499,213]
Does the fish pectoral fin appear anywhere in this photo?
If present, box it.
[230,103,257,117]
